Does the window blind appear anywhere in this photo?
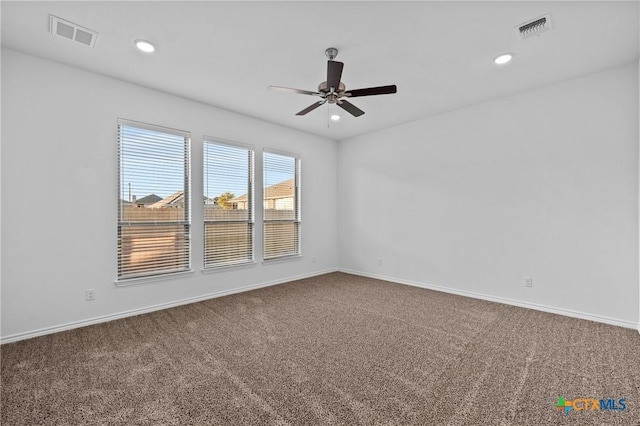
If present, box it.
[263,150,300,260]
[117,119,191,280]
[203,139,254,268]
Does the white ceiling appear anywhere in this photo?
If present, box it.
[2,1,639,141]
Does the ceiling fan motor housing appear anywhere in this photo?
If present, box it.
[318,81,345,103]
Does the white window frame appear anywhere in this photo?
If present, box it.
[203,137,255,270]
[116,118,191,282]
[263,148,301,261]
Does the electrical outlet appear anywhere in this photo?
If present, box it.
[378,258,383,265]
[312,257,316,263]
[524,277,533,288]
[86,289,96,301]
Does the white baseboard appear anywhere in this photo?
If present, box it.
[4,267,636,344]
[0,268,338,344]
[340,268,639,331]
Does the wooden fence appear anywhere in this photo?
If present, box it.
[120,205,296,222]
[119,205,299,273]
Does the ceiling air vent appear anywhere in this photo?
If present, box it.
[515,14,552,40]
[49,15,98,48]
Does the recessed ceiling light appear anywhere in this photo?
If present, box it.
[494,53,513,65]
[330,114,341,121]
[135,40,155,53]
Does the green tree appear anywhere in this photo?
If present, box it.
[217,192,235,209]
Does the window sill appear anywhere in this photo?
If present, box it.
[262,254,303,265]
[114,270,195,287]
[202,261,256,274]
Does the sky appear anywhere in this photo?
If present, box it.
[120,125,185,201]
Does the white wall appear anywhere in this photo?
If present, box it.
[0,48,338,341]
[338,63,639,328]
[2,48,638,340]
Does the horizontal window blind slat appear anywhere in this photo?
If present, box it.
[117,120,189,138]
[263,151,300,260]
[203,139,254,268]
[118,121,191,280]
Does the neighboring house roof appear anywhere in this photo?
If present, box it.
[232,178,295,203]
[229,194,248,203]
[135,194,162,205]
[148,192,214,208]
[149,191,184,208]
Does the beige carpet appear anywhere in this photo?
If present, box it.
[2,272,639,425]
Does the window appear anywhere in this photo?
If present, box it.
[263,150,300,260]
[203,139,254,268]
[117,119,191,280]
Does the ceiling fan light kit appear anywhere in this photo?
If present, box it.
[269,47,397,118]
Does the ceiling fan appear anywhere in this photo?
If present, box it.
[269,48,397,118]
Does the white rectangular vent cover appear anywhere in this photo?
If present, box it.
[49,15,97,48]
[515,14,552,40]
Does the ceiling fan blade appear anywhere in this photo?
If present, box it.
[295,100,326,116]
[269,86,321,96]
[327,60,344,92]
[337,99,365,117]
[346,85,397,98]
